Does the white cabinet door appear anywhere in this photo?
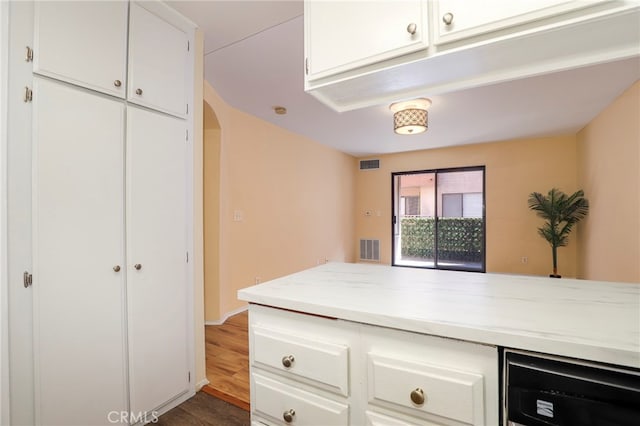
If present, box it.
[254,374,350,426]
[433,0,594,45]
[32,77,127,426]
[33,0,128,97]
[128,3,188,117]
[126,106,189,414]
[305,0,428,81]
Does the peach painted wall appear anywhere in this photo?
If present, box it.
[204,82,357,320]
[203,100,221,321]
[577,81,640,283]
[355,135,580,277]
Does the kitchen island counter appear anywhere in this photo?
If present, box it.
[238,262,640,368]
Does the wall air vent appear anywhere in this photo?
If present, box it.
[359,239,380,262]
[359,159,380,170]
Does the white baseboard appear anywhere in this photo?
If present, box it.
[195,378,209,391]
[204,305,248,326]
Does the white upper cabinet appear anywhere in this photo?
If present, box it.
[33,1,190,117]
[33,0,128,98]
[304,0,428,82]
[128,2,189,117]
[304,0,639,112]
[434,0,601,45]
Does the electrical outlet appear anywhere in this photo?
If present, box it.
[255,277,261,284]
[521,256,528,264]
[233,210,243,222]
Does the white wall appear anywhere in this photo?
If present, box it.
[1,1,10,423]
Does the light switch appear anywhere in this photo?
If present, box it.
[233,210,243,222]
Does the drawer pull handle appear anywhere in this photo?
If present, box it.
[442,12,454,26]
[281,355,295,368]
[406,22,417,35]
[283,409,295,423]
[410,387,425,405]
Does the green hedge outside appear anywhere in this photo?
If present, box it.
[400,217,483,262]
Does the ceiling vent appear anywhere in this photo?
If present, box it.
[359,159,380,170]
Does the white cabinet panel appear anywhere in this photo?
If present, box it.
[126,106,188,414]
[33,0,128,97]
[305,0,428,81]
[252,325,350,396]
[254,373,350,426]
[368,353,484,425]
[363,326,499,426]
[433,0,597,45]
[128,3,188,117]
[366,410,439,426]
[32,77,127,426]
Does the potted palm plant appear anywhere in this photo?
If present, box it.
[527,188,589,278]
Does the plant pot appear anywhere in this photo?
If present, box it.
[549,274,562,278]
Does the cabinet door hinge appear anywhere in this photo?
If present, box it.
[187,40,190,52]
[186,251,189,263]
[186,103,189,115]
[23,271,33,288]
[305,57,309,75]
[23,86,33,103]
[186,129,189,141]
[26,46,34,62]
[188,371,191,382]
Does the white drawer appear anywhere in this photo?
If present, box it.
[253,373,349,426]
[367,353,484,425]
[366,410,438,426]
[252,324,349,396]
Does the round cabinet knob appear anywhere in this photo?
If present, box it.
[283,409,295,423]
[113,265,121,272]
[114,80,122,87]
[281,355,295,368]
[410,388,425,405]
[442,12,454,26]
[134,263,142,270]
[135,88,143,96]
[406,22,417,35]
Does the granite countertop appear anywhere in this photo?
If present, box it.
[238,262,640,368]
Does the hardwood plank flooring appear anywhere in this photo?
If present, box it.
[156,391,250,426]
[204,310,250,411]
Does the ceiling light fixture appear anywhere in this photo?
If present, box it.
[273,106,287,115]
[389,98,431,135]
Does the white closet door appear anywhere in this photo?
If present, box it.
[32,77,127,425]
[33,1,128,98]
[128,3,188,117]
[126,106,188,414]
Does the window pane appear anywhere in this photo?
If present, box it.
[442,193,462,217]
[436,170,484,271]
[463,193,482,218]
[394,173,435,267]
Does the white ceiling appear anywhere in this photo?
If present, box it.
[169,1,640,157]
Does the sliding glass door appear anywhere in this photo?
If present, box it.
[392,167,485,272]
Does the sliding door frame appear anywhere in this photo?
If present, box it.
[391,166,486,272]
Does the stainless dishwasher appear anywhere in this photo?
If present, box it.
[504,349,640,426]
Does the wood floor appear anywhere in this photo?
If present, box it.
[204,310,250,411]
[156,391,250,426]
